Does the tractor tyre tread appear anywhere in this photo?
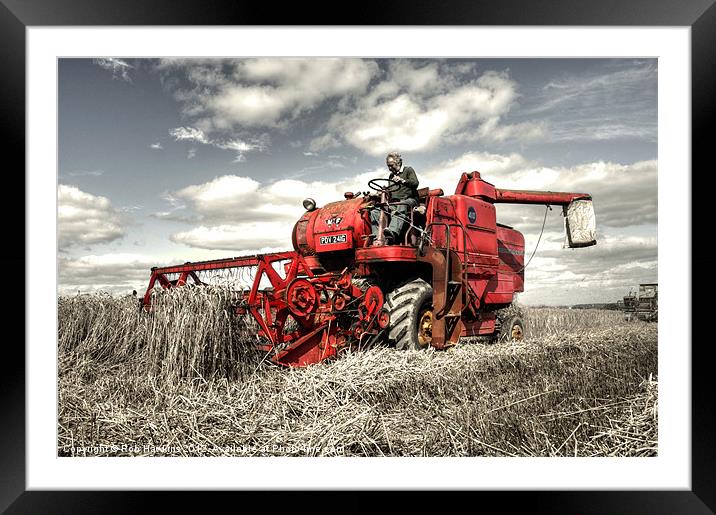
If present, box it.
[385,278,433,351]
[494,305,528,343]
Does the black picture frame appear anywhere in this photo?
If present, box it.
[3,0,709,512]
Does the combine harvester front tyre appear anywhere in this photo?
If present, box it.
[384,278,434,351]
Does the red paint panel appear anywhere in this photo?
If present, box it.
[495,188,591,205]
[452,195,496,232]
[295,197,375,256]
[454,171,497,200]
[461,318,496,336]
[356,246,418,263]
[484,271,516,304]
[467,278,489,302]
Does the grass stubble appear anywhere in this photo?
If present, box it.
[58,287,657,457]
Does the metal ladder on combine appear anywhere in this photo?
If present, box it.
[422,222,469,349]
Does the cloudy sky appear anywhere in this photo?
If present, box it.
[58,58,657,305]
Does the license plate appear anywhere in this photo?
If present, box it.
[319,234,347,245]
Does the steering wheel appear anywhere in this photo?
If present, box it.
[368,177,402,194]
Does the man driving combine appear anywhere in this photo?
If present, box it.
[370,151,420,244]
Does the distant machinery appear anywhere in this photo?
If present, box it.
[620,283,657,322]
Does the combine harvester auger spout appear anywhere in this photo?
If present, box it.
[141,251,388,367]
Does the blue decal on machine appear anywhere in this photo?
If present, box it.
[467,206,477,224]
[320,234,348,245]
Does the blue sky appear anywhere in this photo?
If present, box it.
[58,57,657,305]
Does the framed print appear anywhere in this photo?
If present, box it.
[4,0,711,512]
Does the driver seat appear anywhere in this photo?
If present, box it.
[404,187,443,246]
[404,205,427,246]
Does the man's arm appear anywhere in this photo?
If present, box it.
[402,166,419,188]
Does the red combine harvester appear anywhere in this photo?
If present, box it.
[142,171,596,367]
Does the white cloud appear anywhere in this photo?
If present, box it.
[162,173,363,223]
[156,169,381,250]
[386,61,446,96]
[320,67,540,155]
[170,223,293,251]
[214,138,266,162]
[158,58,379,132]
[415,153,657,230]
[158,59,554,156]
[174,175,261,219]
[540,62,657,113]
[93,58,134,83]
[58,253,161,295]
[169,126,209,145]
[58,185,127,250]
[308,133,342,153]
[418,151,531,191]
[517,234,658,305]
[169,126,265,162]
[523,61,658,142]
[66,169,105,177]
[156,59,656,161]
[494,160,658,229]
[207,85,288,128]
[150,142,163,150]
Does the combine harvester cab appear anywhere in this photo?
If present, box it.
[142,170,597,367]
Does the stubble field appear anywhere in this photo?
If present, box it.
[57,288,657,457]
